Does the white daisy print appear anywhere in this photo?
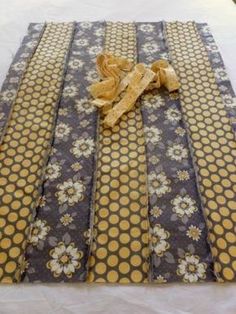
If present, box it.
[71,138,95,159]
[47,242,83,278]
[177,253,207,283]
[144,126,162,143]
[150,224,170,256]
[29,219,50,246]
[171,194,198,217]
[167,143,188,162]
[148,171,171,197]
[56,179,85,206]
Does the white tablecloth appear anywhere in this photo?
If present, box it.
[0,0,236,313]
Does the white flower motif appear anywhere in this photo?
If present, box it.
[176,170,190,181]
[68,59,84,70]
[142,41,159,54]
[165,107,182,122]
[80,22,92,29]
[60,214,74,226]
[45,162,61,181]
[148,171,171,197]
[167,143,188,161]
[74,38,89,47]
[144,126,162,143]
[55,123,72,140]
[1,89,16,102]
[175,127,186,137]
[139,24,155,33]
[177,253,207,283]
[75,97,95,114]
[94,28,103,37]
[71,138,95,159]
[142,93,165,109]
[32,23,44,31]
[25,40,38,49]
[214,67,228,82]
[171,194,198,217]
[222,94,235,107]
[88,46,102,56]
[150,224,170,256]
[47,242,83,278]
[150,206,163,218]
[85,69,99,82]
[29,219,50,246]
[186,225,202,241]
[155,275,167,283]
[63,85,78,98]
[56,179,85,206]
[12,61,25,72]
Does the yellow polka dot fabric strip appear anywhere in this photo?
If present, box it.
[87,22,150,283]
[166,21,236,282]
[0,22,74,283]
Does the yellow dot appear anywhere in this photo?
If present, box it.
[5,261,17,274]
[229,246,236,257]
[119,233,130,244]
[223,267,234,281]
[9,247,21,258]
[219,252,230,264]
[107,255,118,267]
[225,232,236,243]
[96,248,108,260]
[216,238,227,250]
[108,240,119,252]
[1,238,11,249]
[119,247,130,259]
[95,262,106,275]
[0,252,7,264]
[131,270,143,283]
[130,255,142,267]
[107,270,119,283]
[119,262,130,274]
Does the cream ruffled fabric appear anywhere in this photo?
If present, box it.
[89,53,180,127]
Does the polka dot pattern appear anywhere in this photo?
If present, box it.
[166,21,236,282]
[88,22,150,283]
[0,23,74,283]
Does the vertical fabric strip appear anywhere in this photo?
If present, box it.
[137,22,214,283]
[197,23,236,133]
[165,21,236,282]
[0,23,45,146]
[0,23,74,283]
[24,22,105,282]
[88,22,150,283]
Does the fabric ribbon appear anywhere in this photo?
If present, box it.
[89,53,180,127]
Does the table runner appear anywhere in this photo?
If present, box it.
[0,21,235,284]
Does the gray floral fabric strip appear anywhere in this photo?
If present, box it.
[24,22,105,282]
[137,22,215,283]
[0,23,45,145]
[197,23,236,132]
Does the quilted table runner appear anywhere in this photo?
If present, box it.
[0,21,235,284]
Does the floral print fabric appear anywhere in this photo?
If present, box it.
[24,22,105,282]
[137,22,215,283]
[0,21,235,284]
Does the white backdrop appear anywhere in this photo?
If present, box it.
[0,0,236,313]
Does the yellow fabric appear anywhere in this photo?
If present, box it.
[88,22,150,283]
